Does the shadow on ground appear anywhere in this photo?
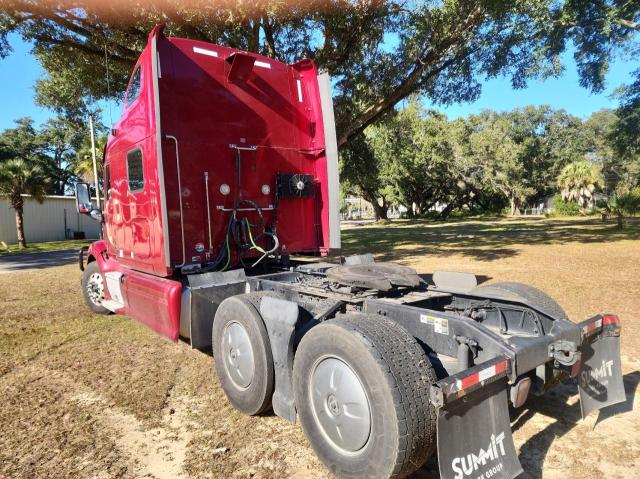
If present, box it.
[512,371,639,478]
[342,217,640,262]
[0,249,78,273]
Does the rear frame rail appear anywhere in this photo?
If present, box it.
[430,356,511,409]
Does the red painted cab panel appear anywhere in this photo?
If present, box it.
[156,34,331,270]
[96,25,335,341]
[104,27,168,276]
[121,271,182,341]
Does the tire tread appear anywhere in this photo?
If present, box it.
[310,313,437,478]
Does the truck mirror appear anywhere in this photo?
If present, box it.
[75,182,92,214]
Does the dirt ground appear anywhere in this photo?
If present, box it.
[0,216,638,479]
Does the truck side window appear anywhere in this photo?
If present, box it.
[127,149,144,192]
[125,66,141,106]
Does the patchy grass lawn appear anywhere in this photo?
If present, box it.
[0,239,92,255]
[0,217,638,479]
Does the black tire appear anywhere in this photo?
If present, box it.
[472,281,568,320]
[293,313,437,479]
[81,261,111,315]
[212,295,274,415]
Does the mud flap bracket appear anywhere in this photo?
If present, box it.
[260,296,298,422]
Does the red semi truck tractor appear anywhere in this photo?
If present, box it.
[75,25,627,479]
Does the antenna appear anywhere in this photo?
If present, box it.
[103,39,114,127]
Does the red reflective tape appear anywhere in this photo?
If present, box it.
[452,359,509,394]
[460,372,479,390]
[583,319,602,334]
[495,360,508,375]
[602,314,620,326]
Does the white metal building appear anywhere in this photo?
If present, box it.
[0,194,101,244]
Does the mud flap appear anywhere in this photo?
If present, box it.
[433,378,523,479]
[578,334,625,418]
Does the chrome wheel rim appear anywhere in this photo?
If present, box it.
[309,356,371,454]
[222,321,255,389]
[86,272,104,306]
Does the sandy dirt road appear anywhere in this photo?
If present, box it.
[0,217,638,478]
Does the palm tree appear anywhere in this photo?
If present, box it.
[74,132,106,183]
[0,159,49,249]
[557,160,603,210]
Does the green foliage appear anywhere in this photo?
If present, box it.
[582,109,627,190]
[0,158,49,248]
[340,102,636,220]
[552,194,581,216]
[464,111,531,215]
[0,115,105,195]
[618,187,640,217]
[339,132,393,220]
[0,115,105,246]
[460,106,591,215]
[0,239,91,255]
[367,103,461,216]
[0,0,638,199]
[557,160,603,209]
[0,159,48,206]
[599,187,640,228]
[74,130,107,183]
[612,70,640,160]
[549,1,640,94]
[2,0,628,150]
[549,1,640,167]
[507,106,590,198]
[0,118,43,164]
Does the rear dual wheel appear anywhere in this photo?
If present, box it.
[212,295,275,415]
[293,314,438,479]
[212,300,438,479]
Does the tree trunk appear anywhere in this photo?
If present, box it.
[437,201,458,220]
[15,203,26,249]
[372,200,389,221]
[422,200,439,213]
[509,197,522,216]
[247,19,260,52]
[359,188,389,222]
[262,17,277,58]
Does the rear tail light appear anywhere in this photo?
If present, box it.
[602,314,620,326]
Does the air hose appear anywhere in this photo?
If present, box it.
[210,210,278,272]
[244,218,279,267]
[220,233,231,271]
